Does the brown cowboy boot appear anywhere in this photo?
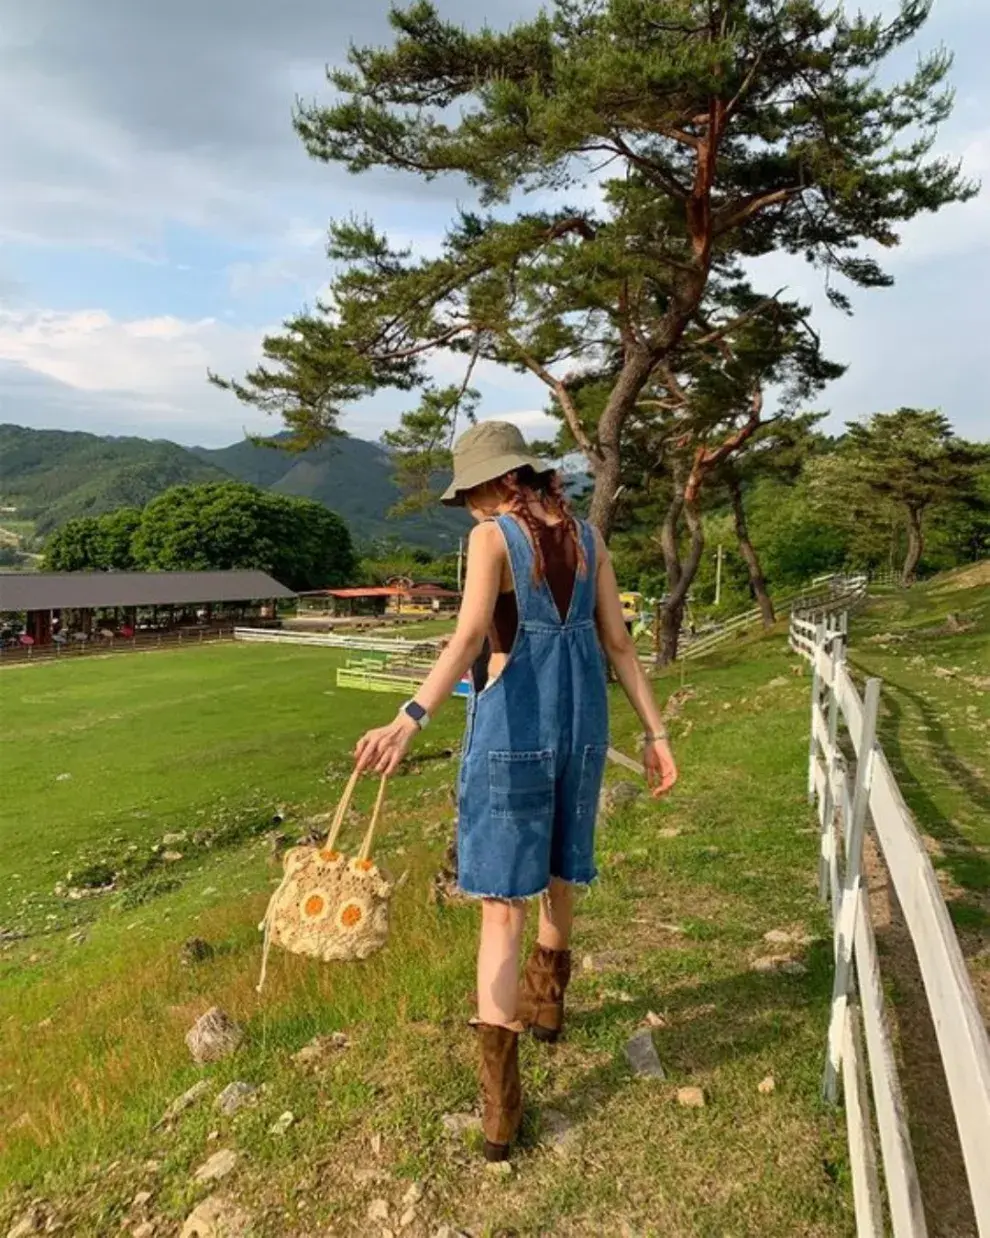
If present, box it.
[517,944,572,1043]
[474,1023,523,1161]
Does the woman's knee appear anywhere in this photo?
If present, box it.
[481,898,525,932]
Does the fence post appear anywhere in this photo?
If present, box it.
[818,630,842,901]
[823,676,882,1103]
[807,620,825,804]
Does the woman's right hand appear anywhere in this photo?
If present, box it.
[644,737,678,798]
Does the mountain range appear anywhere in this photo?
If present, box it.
[0,424,471,551]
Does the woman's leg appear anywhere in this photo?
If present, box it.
[477,898,528,1026]
[537,877,574,951]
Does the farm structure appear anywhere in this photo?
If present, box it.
[295,581,460,623]
[0,569,294,656]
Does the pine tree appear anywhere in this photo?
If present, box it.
[214,0,973,538]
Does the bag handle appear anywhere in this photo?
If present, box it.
[322,767,388,861]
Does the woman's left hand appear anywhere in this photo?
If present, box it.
[354,714,418,775]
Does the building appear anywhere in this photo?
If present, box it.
[0,569,295,650]
[296,581,461,621]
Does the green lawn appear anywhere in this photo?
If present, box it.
[3,570,984,1237]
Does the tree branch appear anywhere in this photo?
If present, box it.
[714,186,804,234]
[501,331,599,461]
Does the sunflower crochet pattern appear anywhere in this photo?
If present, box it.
[257,769,391,990]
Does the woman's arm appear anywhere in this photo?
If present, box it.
[592,529,678,798]
[354,521,504,774]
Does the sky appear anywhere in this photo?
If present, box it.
[0,0,987,450]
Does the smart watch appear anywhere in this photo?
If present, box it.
[400,700,430,729]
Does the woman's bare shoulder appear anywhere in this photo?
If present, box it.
[468,520,506,556]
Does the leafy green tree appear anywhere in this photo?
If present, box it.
[44,517,109,571]
[811,410,987,584]
[215,0,972,540]
[131,482,355,591]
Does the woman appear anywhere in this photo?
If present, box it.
[355,421,677,1161]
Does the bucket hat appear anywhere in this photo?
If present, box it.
[440,421,552,506]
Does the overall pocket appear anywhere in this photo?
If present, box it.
[488,749,554,821]
[576,744,609,818]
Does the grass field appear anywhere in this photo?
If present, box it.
[0,569,986,1237]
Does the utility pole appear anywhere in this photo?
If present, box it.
[714,543,724,607]
[456,537,465,593]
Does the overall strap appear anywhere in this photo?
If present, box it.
[493,514,551,625]
[566,519,598,624]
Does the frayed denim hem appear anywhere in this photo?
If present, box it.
[456,871,598,903]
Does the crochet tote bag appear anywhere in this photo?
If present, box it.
[257,768,391,991]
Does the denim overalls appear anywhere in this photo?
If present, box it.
[457,514,610,899]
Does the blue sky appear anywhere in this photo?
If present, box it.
[0,0,987,448]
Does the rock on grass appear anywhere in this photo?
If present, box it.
[156,1079,209,1128]
[186,1008,243,1064]
[179,1195,253,1237]
[214,1081,257,1116]
[676,1086,706,1108]
[625,1028,666,1079]
[193,1149,239,1184]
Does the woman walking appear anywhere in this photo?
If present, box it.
[355,421,677,1161]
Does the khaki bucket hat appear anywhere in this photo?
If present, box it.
[440,420,552,506]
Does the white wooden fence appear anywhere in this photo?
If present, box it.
[233,628,443,655]
[791,611,990,1237]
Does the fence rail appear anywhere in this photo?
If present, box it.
[790,609,990,1237]
[0,625,239,664]
[234,628,443,655]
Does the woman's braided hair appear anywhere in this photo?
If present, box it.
[498,467,587,583]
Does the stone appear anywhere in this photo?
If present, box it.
[399,1207,417,1229]
[156,1079,210,1127]
[180,938,215,966]
[625,1029,666,1079]
[486,1160,513,1177]
[601,781,642,814]
[643,1010,668,1029]
[441,1111,482,1137]
[758,1075,776,1095]
[402,1184,424,1207]
[193,1149,239,1184]
[367,1200,389,1223]
[6,1205,47,1237]
[132,1190,153,1208]
[541,1108,580,1156]
[676,1086,706,1108]
[215,1081,257,1116]
[269,1111,295,1136]
[131,1224,156,1238]
[186,1008,243,1064]
[370,1132,383,1156]
[162,851,184,863]
[162,832,188,845]
[291,1032,349,1070]
[179,1195,253,1238]
[751,955,806,975]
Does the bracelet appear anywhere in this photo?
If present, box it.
[642,731,668,743]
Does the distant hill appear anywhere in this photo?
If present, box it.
[0,424,470,551]
[0,425,227,535]
[193,434,470,550]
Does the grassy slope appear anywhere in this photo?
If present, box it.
[1,635,852,1237]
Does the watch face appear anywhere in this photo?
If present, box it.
[405,701,426,721]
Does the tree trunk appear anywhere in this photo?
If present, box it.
[902,506,924,585]
[586,350,656,541]
[655,477,705,665]
[728,475,775,627]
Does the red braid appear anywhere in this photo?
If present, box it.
[498,468,586,584]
